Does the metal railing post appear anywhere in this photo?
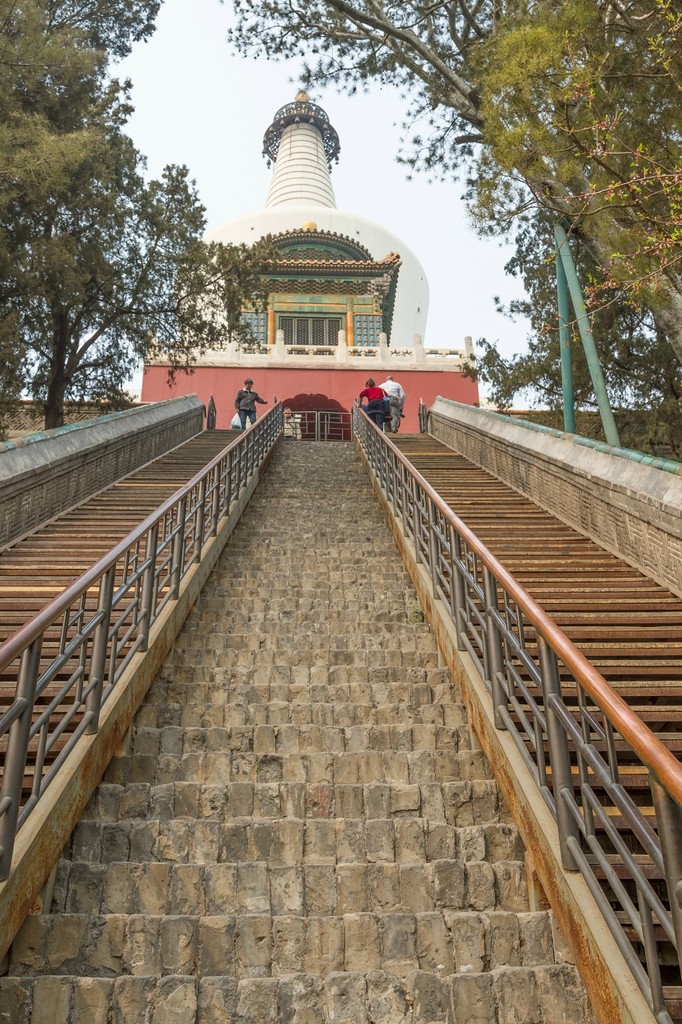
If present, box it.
[449,525,466,651]
[427,502,439,597]
[85,567,116,732]
[651,777,682,975]
[233,444,242,501]
[0,638,42,879]
[538,636,579,870]
[211,466,221,535]
[412,485,423,568]
[171,497,187,599]
[195,476,207,563]
[139,526,159,651]
[483,568,507,729]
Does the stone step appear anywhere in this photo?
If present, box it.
[195,604,423,623]
[68,816,521,869]
[134,700,469,730]
[189,606,425,622]
[125,723,471,759]
[103,748,494,788]
[0,964,591,1024]
[54,853,527,916]
[172,631,437,654]
[7,909,566,980]
[84,780,509,826]
[165,649,441,669]
[147,670,456,699]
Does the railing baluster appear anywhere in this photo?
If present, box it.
[651,777,682,974]
[483,567,507,730]
[139,527,158,651]
[0,638,42,879]
[538,637,579,871]
[195,476,207,561]
[86,567,116,733]
[171,496,187,599]
[427,501,438,597]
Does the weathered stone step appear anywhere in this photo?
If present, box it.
[188,610,428,628]
[125,723,471,759]
[196,604,423,623]
[135,700,468,730]
[172,631,437,654]
[54,852,527,917]
[147,671,456,702]
[84,780,508,826]
[214,571,413,587]
[0,964,590,1024]
[68,815,521,868]
[166,648,441,669]
[8,908,568,981]
[103,747,494,788]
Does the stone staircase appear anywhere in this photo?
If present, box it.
[0,442,594,1023]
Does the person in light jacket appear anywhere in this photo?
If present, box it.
[283,407,301,440]
[378,375,406,432]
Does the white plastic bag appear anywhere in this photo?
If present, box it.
[230,412,241,429]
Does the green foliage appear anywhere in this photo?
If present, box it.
[228,0,682,365]
[1,1,274,428]
[471,211,682,456]
[474,0,682,305]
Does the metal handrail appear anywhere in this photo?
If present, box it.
[0,406,283,879]
[353,404,682,1023]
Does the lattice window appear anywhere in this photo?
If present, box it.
[353,314,382,347]
[280,317,341,346]
[240,311,268,347]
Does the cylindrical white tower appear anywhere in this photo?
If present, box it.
[264,92,338,209]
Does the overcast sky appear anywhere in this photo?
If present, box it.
[116,0,532,365]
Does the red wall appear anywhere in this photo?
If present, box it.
[141,364,479,433]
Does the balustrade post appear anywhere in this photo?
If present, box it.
[139,526,159,651]
[427,502,439,597]
[86,567,115,732]
[195,476,207,564]
[412,486,423,568]
[398,463,407,532]
[483,568,507,729]
[651,777,682,975]
[233,444,241,500]
[211,465,221,536]
[0,638,42,879]
[538,636,579,870]
[380,435,388,493]
[171,497,187,599]
[449,525,467,651]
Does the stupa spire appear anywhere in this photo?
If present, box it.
[262,91,340,209]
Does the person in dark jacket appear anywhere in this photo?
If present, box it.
[234,378,268,429]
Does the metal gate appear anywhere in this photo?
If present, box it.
[290,409,352,442]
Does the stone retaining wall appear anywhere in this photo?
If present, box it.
[0,397,204,548]
[430,398,682,598]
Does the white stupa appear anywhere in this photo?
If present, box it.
[206,92,429,348]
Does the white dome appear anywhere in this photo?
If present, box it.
[206,95,429,348]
